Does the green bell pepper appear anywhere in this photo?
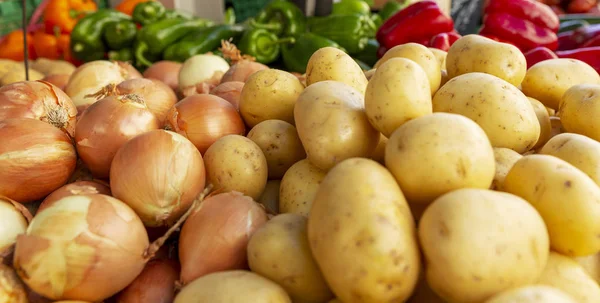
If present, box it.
[224,7,236,25]
[370,13,382,29]
[380,1,406,21]
[70,9,131,62]
[164,9,194,20]
[108,48,134,62]
[253,0,306,37]
[103,20,137,50]
[163,24,245,63]
[239,28,294,64]
[352,38,379,67]
[307,14,377,54]
[282,33,345,73]
[332,0,371,15]
[132,1,166,25]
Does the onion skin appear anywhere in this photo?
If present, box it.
[38,181,111,213]
[115,61,143,80]
[116,259,180,303]
[65,61,127,114]
[13,194,149,302]
[165,94,246,154]
[41,75,70,91]
[75,95,160,179]
[221,61,269,83]
[143,61,181,91]
[116,79,177,124]
[210,81,244,111]
[110,130,206,227]
[0,196,32,256]
[179,191,268,284]
[0,81,77,136]
[0,263,28,303]
[0,118,77,203]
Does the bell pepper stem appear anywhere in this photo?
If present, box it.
[135,42,153,68]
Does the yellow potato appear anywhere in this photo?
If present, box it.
[574,253,600,284]
[364,68,376,81]
[446,35,526,87]
[522,58,600,110]
[538,252,600,303]
[385,113,495,204]
[433,72,540,153]
[174,270,291,303]
[203,135,268,200]
[504,155,600,256]
[308,158,420,302]
[1,68,44,86]
[491,147,522,191]
[31,58,76,76]
[428,48,447,71]
[306,47,368,95]
[365,58,432,137]
[279,159,326,217]
[548,116,564,141]
[440,69,450,87]
[540,133,600,186]
[547,107,556,116]
[528,97,552,150]
[248,214,333,303]
[406,268,446,303]
[484,285,576,303]
[419,189,550,303]
[0,59,20,79]
[240,69,304,127]
[559,84,600,141]
[370,134,388,164]
[375,43,441,94]
[247,120,306,179]
[294,81,379,170]
[258,179,280,215]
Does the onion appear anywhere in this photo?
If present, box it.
[0,118,77,203]
[13,194,149,302]
[210,81,244,111]
[110,130,206,227]
[0,196,32,256]
[0,263,28,303]
[116,61,143,79]
[116,258,180,303]
[165,94,246,154]
[221,61,269,83]
[0,81,78,136]
[38,180,111,213]
[179,54,229,94]
[75,94,160,178]
[116,79,178,124]
[41,74,70,91]
[179,191,268,284]
[143,61,182,91]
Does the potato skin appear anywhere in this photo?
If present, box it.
[503,155,600,256]
[574,253,600,284]
[258,179,280,215]
[385,113,495,204]
[484,285,576,303]
[306,47,368,95]
[365,58,432,137]
[446,35,526,87]
[308,158,420,303]
[521,59,600,110]
[559,84,600,141]
[247,214,333,303]
[491,147,522,191]
[428,48,447,71]
[538,252,600,303]
[279,159,326,217]
[433,72,540,153]
[419,189,550,303]
[540,133,600,186]
[528,97,552,150]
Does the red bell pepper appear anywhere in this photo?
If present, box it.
[524,46,558,69]
[376,0,454,50]
[558,24,600,50]
[377,45,388,58]
[556,47,600,74]
[582,34,600,47]
[430,31,462,51]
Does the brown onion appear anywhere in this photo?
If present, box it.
[65,61,128,113]
[75,94,160,178]
[0,81,77,136]
[0,263,28,303]
[179,191,268,284]
[0,118,77,203]
[13,194,149,301]
[220,61,269,83]
[38,181,111,213]
[143,61,181,91]
[116,258,180,303]
[116,61,143,80]
[0,196,32,256]
[41,75,70,91]
[110,130,206,227]
[165,94,246,154]
[116,79,178,124]
[210,81,244,111]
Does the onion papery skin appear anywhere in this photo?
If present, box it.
[0,196,32,256]
[116,258,180,303]
[220,61,269,84]
[40,75,70,91]
[178,191,268,284]
[115,62,143,80]
[210,81,244,111]
[0,263,28,303]
[110,130,206,227]
[116,79,177,125]
[143,61,181,91]
[13,194,149,302]
[0,118,77,203]
[0,81,77,136]
[38,181,111,213]
[165,94,246,154]
[75,95,160,179]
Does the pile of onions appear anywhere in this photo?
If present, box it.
[0,196,32,256]
[116,79,178,124]
[0,81,78,136]
[210,81,244,111]
[75,94,160,178]
[38,180,111,212]
[0,263,28,303]
[143,61,182,91]
[178,191,268,284]
[219,41,269,84]
[179,54,230,97]
[116,61,143,80]
[41,74,70,91]
[0,118,77,203]
[116,258,180,303]
[110,130,206,227]
[165,94,246,154]
[13,194,149,302]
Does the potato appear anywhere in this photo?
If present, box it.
[247,120,306,179]
[428,48,447,70]
[364,68,376,81]
[522,59,600,110]
[0,59,19,78]
[294,81,379,170]
[504,154,600,256]
[547,107,556,116]
[375,43,441,94]
[433,72,540,153]
[385,113,495,204]
[549,116,563,140]
[540,133,600,186]
[528,97,552,150]
[574,253,600,284]
[308,158,420,302]
[248,214,333,303]
[484,285,576,303]
[306,47,368,95]
[279,159,326,216]
[239,69,304,127]
[174,270,291,303]
[258,179,280,215]
[446,35,526,87]
[559,84,600,141]
[491,147,522,191]
[370,134,388,164]
[203,135,268,200]
[365,58,432,137]
[406,268,445,303]
[440,69,450,87]
[538,252,600,303]
[1,68,44,86]
[31,58,76,76]
[419,189,550,303]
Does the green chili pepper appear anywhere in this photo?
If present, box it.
[132,1,166,25]
[307,14,377,54]
[351,38,379,67]
[253,0,306,37]
[108,48,134,62]
[238,28,294,64]
[103,20,137,50]
[282,33,345,73]
[332,0,371,15]
[70,9,131,62]
[224,7,236,25]
[380,1,406,21]
[164,9,194,20]
[163,24,245,63]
